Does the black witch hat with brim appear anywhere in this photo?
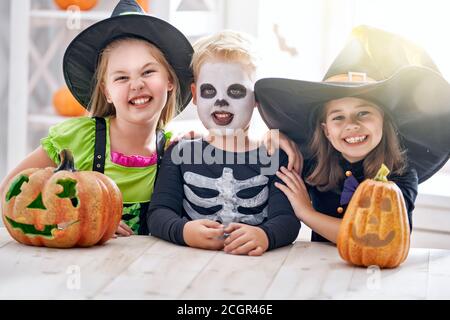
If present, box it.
[63,0,194,112]
[255,25,450,183]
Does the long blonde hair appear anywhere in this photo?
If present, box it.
[89,37,181,130]
[306,101,406,192]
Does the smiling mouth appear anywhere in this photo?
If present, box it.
[212,111,234,126]
[352,226,396,247]
[343,135,368,145]
[129,96,152,107]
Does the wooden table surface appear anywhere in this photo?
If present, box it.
[1,227,450,300]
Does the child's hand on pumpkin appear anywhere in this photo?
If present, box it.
[263,130,303,173]
[223,223,269,256]
[183,219,225,250]
[275,166,314,221]
[115,221,134,237]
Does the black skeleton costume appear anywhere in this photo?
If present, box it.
[147,139,301,250]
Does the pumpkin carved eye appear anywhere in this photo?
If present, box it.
[381,198,392,212]
[358,196,371,208]
[5,175,47,209]
[5,175,29,202]
[56,179,79,208]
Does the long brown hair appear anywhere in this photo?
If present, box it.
[89,37,181,130]
[306,101,406,192]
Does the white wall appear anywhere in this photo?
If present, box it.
[0,0,10,183]
[411,194,450,249]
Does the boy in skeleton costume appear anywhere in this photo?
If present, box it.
[147,31,300,256]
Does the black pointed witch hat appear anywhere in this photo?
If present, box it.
[63,0,194,112]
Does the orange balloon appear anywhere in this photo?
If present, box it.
[52,86,87,117]
[53,0,98,11]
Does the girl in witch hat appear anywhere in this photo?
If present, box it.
[255,25,450,243]
[0,0,195,236]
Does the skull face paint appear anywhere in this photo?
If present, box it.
[195,61,255,134]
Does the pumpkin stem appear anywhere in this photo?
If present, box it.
[54,149,76,172]
[374,164,390,182]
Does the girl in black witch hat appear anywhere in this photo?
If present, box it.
[255,25,450,243]
[0,0,194,236]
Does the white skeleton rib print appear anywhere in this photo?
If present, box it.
[183,167,269,226]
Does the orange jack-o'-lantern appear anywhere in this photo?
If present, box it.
[1,150,122,248]
[337,164,410,268]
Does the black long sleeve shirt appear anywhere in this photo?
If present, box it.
[147,139,301,250]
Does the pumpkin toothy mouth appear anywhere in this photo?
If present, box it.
[351,226,396,247]
[5,216,79,238]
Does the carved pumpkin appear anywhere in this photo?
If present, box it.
[53,86,87,117]
[53,0,98,11]
[1,150,122,248]
[337,164,410,268]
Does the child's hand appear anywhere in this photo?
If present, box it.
[275,166,313,220]
[263,130,303,173]
[115,221,134,237]
[183,219,225,250]
[223,223,269,256]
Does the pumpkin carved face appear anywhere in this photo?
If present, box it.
[337,164,410,268]
[1,150,122,248]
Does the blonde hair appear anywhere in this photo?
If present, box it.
[191,30,259,81]
[89,37,180,130]
[306,101,406,191]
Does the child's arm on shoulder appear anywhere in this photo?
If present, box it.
[0,146,56,201]
[256,167,302,250]
[263,130,303,173]
[275,166,341,243]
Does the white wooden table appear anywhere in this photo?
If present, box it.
[1,227,450,300]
